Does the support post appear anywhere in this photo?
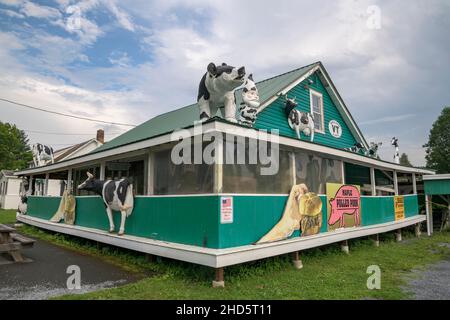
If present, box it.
[147,151,154,195]
[292,251,303,269]
[290,152,296,186]
[67,169,72,194]
[412,173,417,194]
[370,167,376,196]
[372,234,380,247]
[395,229,402,242]
[426,195,433,236]
[213,137,223,193]
[212,267,225,288]
[100,161,106,180]
[393,170,398,195]
[44,173,49,195]
[415,223,421,238]
[341,240,349,254]
[146,253,155,263]
[29,175,34,195]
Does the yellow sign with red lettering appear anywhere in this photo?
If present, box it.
[394,196,405,221]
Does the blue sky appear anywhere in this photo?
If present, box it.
[0,0,449,166]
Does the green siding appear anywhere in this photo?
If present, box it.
[404,195,419,218]
[27,196,61,220]
[424,179,450,195]
[361,196,394,225]
[28,195,220,248]
[26,194,420,249]
[255,71,358,149]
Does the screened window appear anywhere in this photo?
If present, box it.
[344,163,372,195]
[375,169,395,196]
[295,151,342,194]
[106,159,145,195]
[222,137,292,194]
[72,165,100,196]
[310,89,324,132]
[397,172,414,195]
[153,144,213,195]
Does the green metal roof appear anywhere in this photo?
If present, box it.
[92,62,320,154]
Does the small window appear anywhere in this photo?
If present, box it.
[310,89,324,132]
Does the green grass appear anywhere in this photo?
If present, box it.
[2,209,449,300]
[0,209,17,224]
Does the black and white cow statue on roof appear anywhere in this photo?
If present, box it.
[346,142,365,154]
[32,143,54,167]
[284,96,315,142]
[391,137,400,164]
[78,172,134,236]
[366,142,382,159]
[198,62,246,123]
[238,74,260,127]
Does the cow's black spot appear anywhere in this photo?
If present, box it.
[197,73,210,101]
[117,179,130,204]
[104,181,116,205]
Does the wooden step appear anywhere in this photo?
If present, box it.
[10,233,36,248]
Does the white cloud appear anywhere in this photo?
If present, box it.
[102,1,135,31]
[0,0,24,7]
[20,1,61,19]
[359,114,416,126]
[0,8,24,18]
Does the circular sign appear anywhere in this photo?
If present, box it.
[328,120,342,138]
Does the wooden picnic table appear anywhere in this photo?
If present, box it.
[0,224,35,262]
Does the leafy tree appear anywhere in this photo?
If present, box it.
[423,107,450,173]
[0,122,33,170]
[399,153,412,167]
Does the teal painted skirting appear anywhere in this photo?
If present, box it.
[26,194,420,249]
[27,195,219,248]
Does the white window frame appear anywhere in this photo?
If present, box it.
[309,89,325,134]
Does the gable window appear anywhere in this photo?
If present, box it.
[310,89,324,133]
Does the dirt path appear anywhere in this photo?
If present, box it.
[0,237,140,300]
[402,248,450,300]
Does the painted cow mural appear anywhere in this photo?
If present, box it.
[328,185,361,229]
[77,172,134,235]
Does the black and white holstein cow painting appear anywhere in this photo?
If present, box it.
[32,143,54,167]
[78,172,134,236]
[284,96,315,142]
[198,62,246,123]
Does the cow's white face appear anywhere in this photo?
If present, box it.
[206,62,246,93]
[242,75,260,109]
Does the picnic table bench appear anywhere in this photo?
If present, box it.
[0,224,35,262]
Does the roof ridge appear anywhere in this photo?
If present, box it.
[253,61,321,85]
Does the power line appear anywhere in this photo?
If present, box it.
[24,129,126,135]
[1,98,137,127]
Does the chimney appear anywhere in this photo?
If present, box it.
[96,129,105,144]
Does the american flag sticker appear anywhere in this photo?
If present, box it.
[220,196,233,224]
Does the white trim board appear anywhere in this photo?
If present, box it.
[18,214,425,268]
[422,174,450,181]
